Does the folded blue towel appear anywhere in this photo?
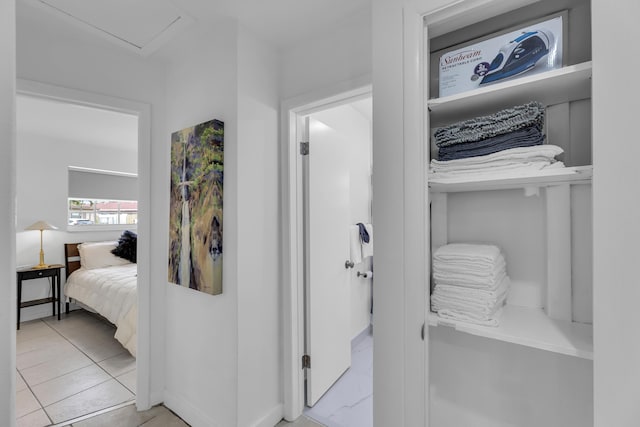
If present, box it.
[434,101,545,147]
[437,125,544,161]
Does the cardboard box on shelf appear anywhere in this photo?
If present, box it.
[438,15,563,98]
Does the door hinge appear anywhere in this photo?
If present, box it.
[302,354,311,369]
[300,141,309,156]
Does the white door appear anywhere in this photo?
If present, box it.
[304,116,352,407]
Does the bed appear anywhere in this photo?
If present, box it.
[64,240,137,357]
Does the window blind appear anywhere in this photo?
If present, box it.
[68,168,138,200]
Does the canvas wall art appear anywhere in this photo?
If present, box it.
[168,119,224,295]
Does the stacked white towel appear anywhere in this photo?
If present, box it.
[431,243,510,326]
[429,145,570,183]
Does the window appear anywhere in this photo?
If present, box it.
[68,199,138,226]
[67,167,138,230]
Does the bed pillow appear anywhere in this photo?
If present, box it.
[111,230,137,263]
[78,241,131,270]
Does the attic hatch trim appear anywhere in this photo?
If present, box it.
[32,0,194,56]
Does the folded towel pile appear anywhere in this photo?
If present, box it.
[430,102,565,181]
[437,125,544,161]
[431,243,510,326]
[434,101,545,149]
[429,145,568,183]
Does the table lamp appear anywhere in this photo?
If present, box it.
[25,220,58,269]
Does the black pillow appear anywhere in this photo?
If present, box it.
[111,230,137,263]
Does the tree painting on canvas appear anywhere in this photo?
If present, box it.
[168,119,224,295]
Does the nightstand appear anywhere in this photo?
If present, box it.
[17,264,64,330]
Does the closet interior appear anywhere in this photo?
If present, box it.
[425,1,593,426]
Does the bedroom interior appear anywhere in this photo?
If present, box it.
[15,93,140,425]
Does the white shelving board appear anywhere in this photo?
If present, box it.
[428,305,593,360]
[428,165,593,193]
[428,61,592,127]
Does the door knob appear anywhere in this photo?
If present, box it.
[345,260,354,269]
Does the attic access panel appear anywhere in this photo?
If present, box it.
[36,0,193,55]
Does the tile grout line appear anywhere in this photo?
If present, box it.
[139,406,191,427]
[38,314,135,421]
[113,371,136,395]
[38,367,131,422]
[41,312,133,385]
[16,319,54,426]
[19,315,95,376]
[18,314,136,424]
[40,376,115,410]
[48,399,137,427]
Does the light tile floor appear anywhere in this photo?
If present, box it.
[17,310,328,427]
[68,403,188,427]
[304,328,373,427]
[276,415,326,427]
[16,310,136,427]
[61,402,325,427]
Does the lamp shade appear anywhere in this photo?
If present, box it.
[25,220,58,231]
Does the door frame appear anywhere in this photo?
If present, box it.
[281,0,545,424]
[280,77,371,421]
[16,79,154,410]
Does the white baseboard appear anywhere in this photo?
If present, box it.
[164,392,283,427]
[352,323,372,346]
[149,390,164,407]
[248,404,283,427]
[19,305,56,323]
[20,301,87,324]
[164,390,225,427]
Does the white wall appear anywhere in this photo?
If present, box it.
[16,5,282,426]
[592,0,640,425]
[311,103,373,339]
[17,0,167,406]
[15,131,137,322]
[280,7,372,100]
[162,20,240,427]
[372,0,419,425]
[162,20,282,427]
[0,0,16,425]
[236,24,282,427]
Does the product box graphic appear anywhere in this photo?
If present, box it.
[438,16,563,98]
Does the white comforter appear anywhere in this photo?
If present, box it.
[64,264,137,357]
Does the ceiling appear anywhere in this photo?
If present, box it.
[17,95,138,152]
[177,0,371,49]
[26,0,371,54]
[351,97,373,123]
[16,1,371,151]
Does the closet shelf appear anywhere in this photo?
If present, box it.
[428,61,592,127]
[428,305,593,359]
[428,165,592,193]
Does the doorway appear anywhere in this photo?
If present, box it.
[281,84,373,427]
[14,80,152,424]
